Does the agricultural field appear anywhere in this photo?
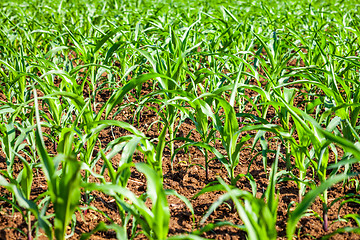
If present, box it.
[0,0,360,239]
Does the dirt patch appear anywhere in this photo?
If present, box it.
[0,81,359,240]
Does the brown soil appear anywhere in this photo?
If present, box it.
[0,81,359,240]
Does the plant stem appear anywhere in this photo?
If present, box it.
[204,150,209,181]
[230,168,235,186]
[27,211,32,240]
[298,170,305,202]
[323,190,329,231]
[169,126,174,162]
